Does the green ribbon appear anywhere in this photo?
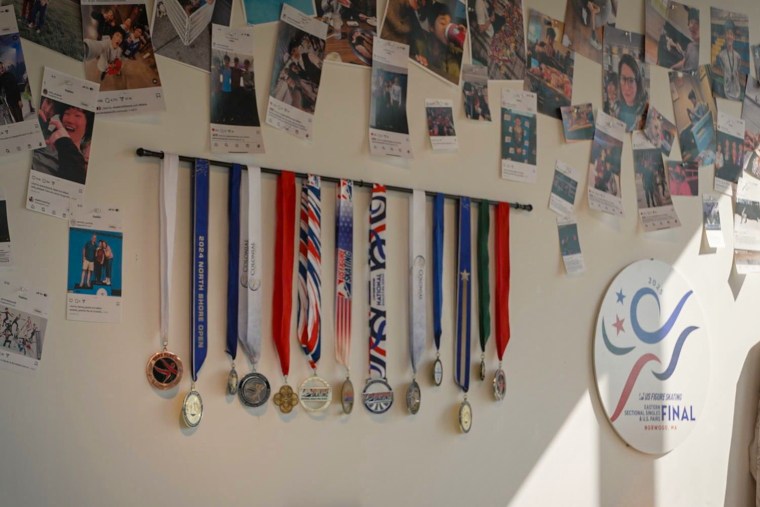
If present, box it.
[477,201,491,353]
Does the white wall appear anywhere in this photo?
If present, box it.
[1,0,759,505]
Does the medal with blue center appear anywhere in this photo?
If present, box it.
[455,198,473,433]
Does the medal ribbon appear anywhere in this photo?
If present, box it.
[226,164,242,362]
[242,167,263,367]
[409,189,426,374]
[494,203,511,361]
[368,184,387,378]
[432,193,444,353]
[455,198,472,393]
[477,200,491,354]
[159,153,178,347]
[272,171,297,378]
[191,159,210,382]
[297,175,322,370]
[335,179,353,371]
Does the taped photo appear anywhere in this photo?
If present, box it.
[369,36,411,158]
[562,0,617,65]
[6,0,83,60]
[319,0,376,67]
[632,130,680,231]
[644,0,699,71]
[461,63,490,121]
[0,278,49,373]
[709,7,748,102]
[668,66,716,166]
[587,111,625,216]
[560,103,594,142]
[425,98,456,151]
[500,88,536,183]
[467,0,525,80]
[603,26,648,132]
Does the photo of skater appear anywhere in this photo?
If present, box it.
[0,305,46,361]
[467,0,525,80]
[644,1,699,71]
[710,8,748,102]
[563,0,618,65]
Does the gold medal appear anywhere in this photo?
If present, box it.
[273,383,299,414]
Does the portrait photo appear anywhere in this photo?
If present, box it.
[709,7,748,101]
[370,66,408,134]
[603,26,649,132]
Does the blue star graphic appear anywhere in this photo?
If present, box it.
[615,289,626,304]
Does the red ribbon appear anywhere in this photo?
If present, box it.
[494,203,511,361]
[272,172,296,376]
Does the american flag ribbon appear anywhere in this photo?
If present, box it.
[335,179,353,371]
[368,184,387,378]
[455,197,472,393]
[297,175,322,370]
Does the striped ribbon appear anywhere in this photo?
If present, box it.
[368,184,388,378]
[335,179,353,371]
[297,175,322,370]
[455,197,472,393]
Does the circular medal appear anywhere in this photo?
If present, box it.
[146,350,183,390]
[341,378,354,414]
[362,378,394,414]
[459,399,472,433]
[273,384,299,414]
[493,368,507,401]
[405,379,421,415]
[181,389,203,428]
[298,375,332,412]
[432,357,443,386]
[238,372,271,407]
[227,366,239,395]
[479,358,486,382]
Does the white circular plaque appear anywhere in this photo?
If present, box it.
[594,259,709,454]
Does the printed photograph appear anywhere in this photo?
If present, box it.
[211,49,259,126]
[715,127,744,184]
[31,97,95,185]
[0,199,8,243]
[318,0,376,67]
[426,105,455,136]
[0,32,34,125]
[67,227,123,295]
[603,26,648,132]
[753,44,760,82]
[370,66,408,134]
[735,198,760,232]
[560,103,594,142]
[0,305,46,361]
[81,3,162,91]
[668,66,716,165]
[643,106,676,156]
[588,128,622,197]
[562,0,617,65]
[709,7,748,101]
[702,195,720,229]
[243,0,315,25]
[461,64,490,120]
[742,78,760,180]
[9,0,83,60]
[666,160,698,196]
[524,9,573,118]
[380,0,467,85]
[467,0,525,80]
[644,0,699,71]
[551,168,578,205]
[269,21,325,114]
[501,108,535,165]
[634,143,672,209]
[558,222,581,256]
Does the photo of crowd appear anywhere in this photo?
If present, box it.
[643,106,676,156]
[210,50,259,127]
[668,65,716,165]
[588,129,622,197]
[645,1,699,72]
[0,33,34,126]
[0,306,45,361]
[467,0,525,80]
[603,27,649,132]
[381,0,467,85]
[318,0,376,67]
[710,8,748,102]
[426,105,455,137]
[558,222,581,257]
[524,9,574,119]
[501,110,535,165]
[715,128,745,184]
[270,24,325,114]
[11,0,83,60]
[370,67,408,134]
[667,160,698,196]
[634,143,672,209]
[563,0,617,65]
[560,103,594,142]
[68,228,123,295]
[81,4,162,92]
[31,97,95,185]
[462,64,490,121]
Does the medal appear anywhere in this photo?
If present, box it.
[147,153,183,391]
[479,357,487,382]
[225,164,243,396]
[406,379,421,415]
[182,386,203,428]
[238,372,271,407]
[227,366,239,395]
[455,198,473,432]
[335,179,354,414]
[364,184,394,414]
[493,367,507,401]
[271,171,297,414]
[432,193,445,387]
[476,200,491,383]
[459,398,472,433]
[298,375,332,412]
[493,203,512,402]
[407,189,427,415]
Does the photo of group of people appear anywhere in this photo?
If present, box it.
[210,50,258,127]
[0,32,34,126]
[643,106,676,156]
[560,103,594,142]
[603,26,649,132]
[370,67,408,134]
[645,0,699,72]
[524,9,574,119]
[587,112,625,216]
[666,160,698,197]
[318,0,376,67]
[0,305,45,361]
[633,136,672,210]
[426,104,454,137]
[715,112,745,185]
[70,230,120,290]
[467,0,525,80]
[709,7,748,102]
[563,0,617,65]
[461,64,490,121]
[668,65,716,166]
[10,0,83,60]
[380,0,467,85]
[557,216,585,275]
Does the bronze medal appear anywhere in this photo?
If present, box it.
[146,350,183,390]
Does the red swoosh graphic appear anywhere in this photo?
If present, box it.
[610,353,661,422]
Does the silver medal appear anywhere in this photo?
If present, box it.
[362,378,394,414]
[227,366,239,395]
[298,375,332,412]
[341,378,354,414]
[238,372,271,407]
[459,398,472,433]
[479,358,486,382]
[433,357,443,386]
[493,368,507,401]
[182,388,203,428]
[405,379,421,415]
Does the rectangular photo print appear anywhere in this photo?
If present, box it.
[753,44,760,81]
[500,88,536,183]
[369,37,411,158]
[67,207,122,322]
[467,0,525,80]
[524,9,573,119]
[243,0,315,25]
[632,130,680,231]
[425,98,456,152]
[81,1,165,115]
[26,67,99,221]
[563,0,617,65]
[714,111,744,190]
[150,0,232,72]
[380,0,467,86]
[742,78,760,181]
[461,63,491,121]
[587,111,625,216]
[668,66,716,166]
[318,0,376,67]
[560,103,594,142]
[557,216,585,275]
[0,189,10,267]
[642,106,676,156]
[666,160,698,196]
[644,0,699,72]
[702,193,723,248]
[603,26,648,132]
[266,4,327,141]
[8,0,83,60]
[210,24,263,153]
[709,7,748,102]
[0,280,49,373]
[734,177,760,265]
[549,159,579,217]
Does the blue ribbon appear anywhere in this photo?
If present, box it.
[192,159,210,382]
[455,197,472,393]
[225,164,242,361]
[433,193,444,352]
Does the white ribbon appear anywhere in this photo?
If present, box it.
[409,189,426,374]
[241,166,263,367]
[159,154,178,346]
